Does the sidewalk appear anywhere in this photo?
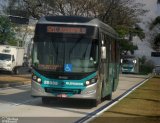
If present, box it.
[91,76,160,123]
[0,74,31,88]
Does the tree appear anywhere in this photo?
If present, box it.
[150,16,160,30]
[21,0,146,55]
[149,16,160,50]
[120,39,138,55]
[2,0,30,18]
[0,16,17,45]
[3,0,147,53]
[4,0,147,23]
[153,33,160,50]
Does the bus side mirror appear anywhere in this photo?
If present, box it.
[101,46,106,60]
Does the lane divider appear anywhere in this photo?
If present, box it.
[75,76,152,123]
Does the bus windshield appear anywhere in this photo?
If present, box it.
[33,36,99,73]
[122,59,134,65]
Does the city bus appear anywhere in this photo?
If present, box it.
[31,16,120,106]
[121,55,139,74]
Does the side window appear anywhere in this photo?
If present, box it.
[104,35,110,62]
[90,39,99,63]
[104,34,110,80]
[111,39,116,63]
[115,41,120,63]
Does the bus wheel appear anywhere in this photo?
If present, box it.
[42,97,51,105]
[91,99,101,107]
[104,93,112,100]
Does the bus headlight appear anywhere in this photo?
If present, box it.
[37,78,42,83]
[85,77,97,86]
[32,74,42,84]
[32,75,37,80]
[85,81,90,86]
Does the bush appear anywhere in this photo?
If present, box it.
[139,59,154,75]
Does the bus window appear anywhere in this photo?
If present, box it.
[32,36,99,73]
[111,40,116,63]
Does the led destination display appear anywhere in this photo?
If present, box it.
[47,26,86,34]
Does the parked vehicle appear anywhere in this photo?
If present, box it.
[0,45,25,74]
[153,65,160,75]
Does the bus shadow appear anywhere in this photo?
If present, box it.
[37,98,95,109]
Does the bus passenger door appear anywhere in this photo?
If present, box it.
[100,33,111,99]
[112,41,120,91]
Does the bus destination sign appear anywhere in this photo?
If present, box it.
[47,26,86,34]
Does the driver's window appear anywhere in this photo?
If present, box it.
[90,39,99,64]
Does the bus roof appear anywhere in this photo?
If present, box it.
[37,16,118,38]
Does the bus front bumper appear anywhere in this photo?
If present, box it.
[31,81,97,99]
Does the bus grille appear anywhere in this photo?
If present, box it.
[45,88,81,94]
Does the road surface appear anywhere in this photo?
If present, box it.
[0,74,149,123]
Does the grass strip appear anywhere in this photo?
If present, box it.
[91,76,160,123]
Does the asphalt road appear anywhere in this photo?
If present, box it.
[0,74,149,123]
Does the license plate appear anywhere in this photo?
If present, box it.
[57,94,67,98]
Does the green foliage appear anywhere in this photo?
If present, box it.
[150,16,160,30]
[120,39,138,55]
[132,25,145,40]
[115,25,145,40]
[4,0,147,52]
[139,56,146,64]
[115,26,129,38]
[153,33,160,50]
[149,16,160,50]
[154,33,160,46]
[139,56,154,75]
[0,16,17,46]
[115,24,144,55]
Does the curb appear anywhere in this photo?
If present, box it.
[0,81,31,88]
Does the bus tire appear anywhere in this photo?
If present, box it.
[105,78,114,100]
[105,93,112,100]
[91,100,98,107]
[90,99,101,107]
[42,97,51,105]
